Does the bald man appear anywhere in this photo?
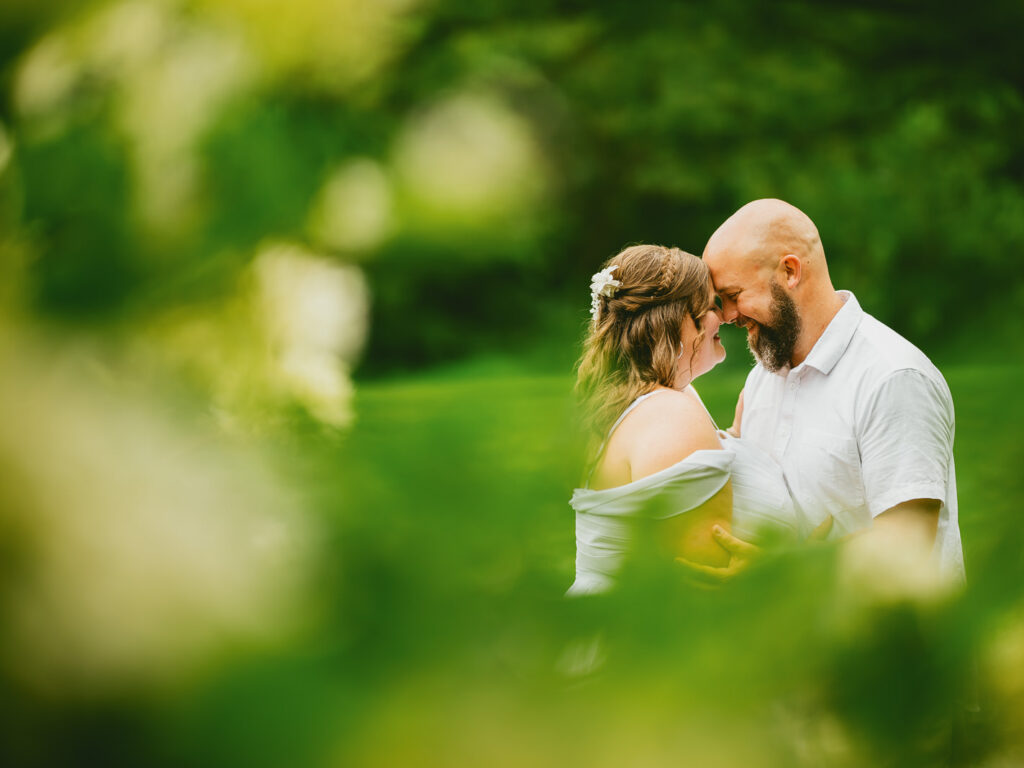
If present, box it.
[703,199,964,581]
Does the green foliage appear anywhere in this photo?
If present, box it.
[18,116,136,315]
[4,1,1023,370]
[1,2,1024,766]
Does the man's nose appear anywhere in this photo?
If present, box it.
[720,302,739,323]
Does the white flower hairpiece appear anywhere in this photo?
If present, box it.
[589,264,621,317]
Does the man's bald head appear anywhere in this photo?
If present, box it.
[702,199,841,370]
[704,198,824,271]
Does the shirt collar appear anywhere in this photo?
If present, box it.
[800,290,863,375]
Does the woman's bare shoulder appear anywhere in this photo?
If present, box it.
[618,389,722,481]
[624,388,713,430]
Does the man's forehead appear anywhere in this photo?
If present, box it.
[706,259,747,292]
[705,235,750,272]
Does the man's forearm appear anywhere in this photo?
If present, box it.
[871,498,941,549]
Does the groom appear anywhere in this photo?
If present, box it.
[698,199,964,581]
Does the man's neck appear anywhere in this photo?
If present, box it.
[789,290,845,367]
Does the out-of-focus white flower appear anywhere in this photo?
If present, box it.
[13,1,256,236]
[199,0,418,94]
[131,242,370,431]
[308,158,394,254]
[115,12,255,235]
[88,0,170,71]
[278,347,356,428]
[12,33,80,130]
[252,242,369,427]
[394,91,547,223]
[0,337,313,697]
[253,242,368,362]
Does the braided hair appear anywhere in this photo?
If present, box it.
[575,245,713,439]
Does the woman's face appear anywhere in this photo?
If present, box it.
[676,303,726,385]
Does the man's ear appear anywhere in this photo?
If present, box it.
[780,254,801,288]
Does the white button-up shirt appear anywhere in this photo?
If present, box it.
[740,291,965,580]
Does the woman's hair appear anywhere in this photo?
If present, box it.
[575,244,713,439]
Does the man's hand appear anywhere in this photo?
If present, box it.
[726,390,745,437]
[809,514,834,542]
[676,525,760,585]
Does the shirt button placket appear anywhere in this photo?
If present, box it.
[776,373,798,456]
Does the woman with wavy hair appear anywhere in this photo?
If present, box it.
[568,245,799,595]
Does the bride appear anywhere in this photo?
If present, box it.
[568,244,802,595]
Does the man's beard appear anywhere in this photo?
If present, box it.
[746,282,801,373]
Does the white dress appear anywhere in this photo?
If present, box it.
[567,388,801,596]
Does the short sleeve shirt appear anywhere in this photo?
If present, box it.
[740,291,965,580]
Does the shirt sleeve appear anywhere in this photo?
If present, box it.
[857,368,954,518]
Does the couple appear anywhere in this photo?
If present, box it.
[568,199,964,595]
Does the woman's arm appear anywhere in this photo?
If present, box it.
[621,390,732,568]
